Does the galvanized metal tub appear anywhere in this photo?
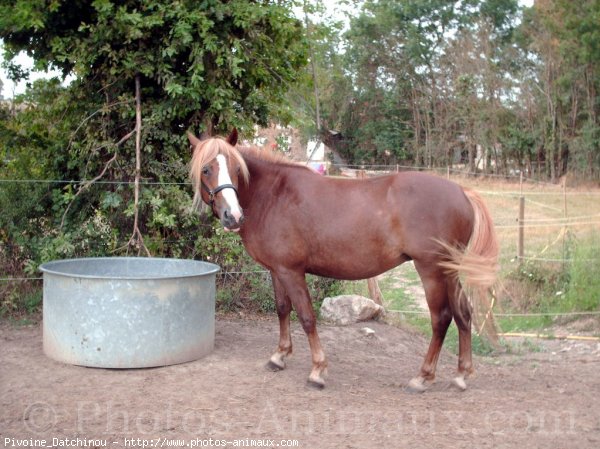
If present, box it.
[39,257,220,368]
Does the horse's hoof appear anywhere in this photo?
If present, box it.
[452,376,467,391]
[265,360,285,372]
[306,378,325,390]
[406,376,428,394]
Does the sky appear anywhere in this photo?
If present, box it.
[0,0,534,99]
[0,49,68,99]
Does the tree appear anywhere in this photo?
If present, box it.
[315,0,522,168]
[0,0,308,264]
[516,0,600,180]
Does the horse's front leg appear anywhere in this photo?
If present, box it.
[273,268,327,389]
[266,274,293,371]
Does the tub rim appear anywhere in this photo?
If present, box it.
[39,257,220,280]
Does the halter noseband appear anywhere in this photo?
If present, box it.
[201,181,238,206]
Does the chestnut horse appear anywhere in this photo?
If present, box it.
[188,130,499,391]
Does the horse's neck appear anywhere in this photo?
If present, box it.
[238,155,282,205]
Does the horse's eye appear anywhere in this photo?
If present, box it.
[202,166,210,176]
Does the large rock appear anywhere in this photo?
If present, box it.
[320,295,384,325]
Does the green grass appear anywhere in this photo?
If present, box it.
[498,232,600,335]
[562,233,600,312]
[379,269,431,336]
[496,315,553,333]
[0,284,43,318]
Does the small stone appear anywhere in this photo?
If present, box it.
[360,327,376,337]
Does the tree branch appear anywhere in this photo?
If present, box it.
[60,129,135,230]
[66,99,134,154]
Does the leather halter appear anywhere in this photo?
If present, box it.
[201,180,238,206]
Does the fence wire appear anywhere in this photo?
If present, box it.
[2,167,599,320]
[387,309,600,317]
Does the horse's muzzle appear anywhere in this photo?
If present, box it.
[222,209,245,232]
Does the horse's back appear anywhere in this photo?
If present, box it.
[302,170,474,275]
[302,169,474,250]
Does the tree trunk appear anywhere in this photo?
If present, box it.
[128,74,150,256]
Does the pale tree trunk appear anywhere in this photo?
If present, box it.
[128,74,150,256]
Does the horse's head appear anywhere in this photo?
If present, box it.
[188,129,249,232]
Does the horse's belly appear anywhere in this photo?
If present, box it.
[307,250,409,281]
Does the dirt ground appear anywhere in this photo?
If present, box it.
[1,317,599,449]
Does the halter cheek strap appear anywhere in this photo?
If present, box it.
[201,181,238,206]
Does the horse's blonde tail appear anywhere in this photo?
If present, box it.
[437,189,500,346]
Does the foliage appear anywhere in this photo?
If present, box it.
[303,0,600,179]
[0,0,309,317]
[0,0,307,129]
[313,0,525,168]
[509,260,570,311]
[0,0,308,195]
[2,0,600,318]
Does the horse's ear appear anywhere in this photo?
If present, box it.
[188,131,200,147]
[188,132,201,151]
[226,128,238,146]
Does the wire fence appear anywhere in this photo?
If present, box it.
[0,178,190,186]
[2,166,599,322]
[330,162,600,186]
[2,162,600,189]
[387,309,600,317]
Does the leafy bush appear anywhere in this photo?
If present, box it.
[502,232,600,332]
[508,260,570,312]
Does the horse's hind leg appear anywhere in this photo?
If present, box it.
[448,279,473,391]
[273,268,327,389]
[408,262,452,393]
[266,274,293,371]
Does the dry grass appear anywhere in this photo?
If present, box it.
[452,176,600,270]
[447,175,600,318]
